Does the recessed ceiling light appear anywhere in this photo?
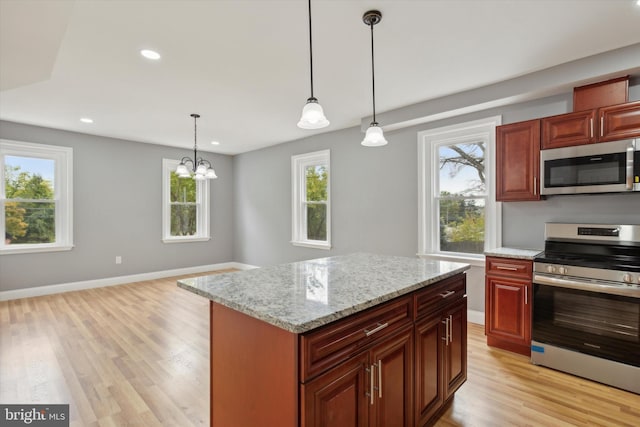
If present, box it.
[211,141,220,145]
[80,117,93,123]
[140,49,161,60]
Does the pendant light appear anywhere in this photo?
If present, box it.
[361,10,388,147]
[297,0,329,129]
[175,114,218,180]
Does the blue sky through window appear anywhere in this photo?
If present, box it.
[5,155,55,184]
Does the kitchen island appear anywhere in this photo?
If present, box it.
[178,253,470,427]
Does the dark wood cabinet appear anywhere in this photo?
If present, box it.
[496,119,541,201]
[485,257,532,356]
[542,101,640,149]
[414,280,467,427]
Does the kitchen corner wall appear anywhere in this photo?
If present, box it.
[233,83,640,316]
[0,121,234,292]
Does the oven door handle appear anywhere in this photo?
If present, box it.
[533,274,640,298]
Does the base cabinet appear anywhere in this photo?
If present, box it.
[485,257,532,356]
[415,298,467,427]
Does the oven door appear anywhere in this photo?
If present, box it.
[532,276,640,367]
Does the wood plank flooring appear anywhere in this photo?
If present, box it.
[1,272,639,426]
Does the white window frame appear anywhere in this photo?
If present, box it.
[162,158,210,243]
[0,139,73,255]
[417,116,502,266]
[291,149,331,250]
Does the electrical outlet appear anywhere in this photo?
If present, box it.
[115,256,122,264]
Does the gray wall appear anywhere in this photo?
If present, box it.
[0,121,234,291]
[233,83,640,314]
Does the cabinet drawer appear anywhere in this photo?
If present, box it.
[486,257,532,279]
[414,274,466,319]
[300,296,412,382]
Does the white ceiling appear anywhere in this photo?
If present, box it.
[1,0,640,155]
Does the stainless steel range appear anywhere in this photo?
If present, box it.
[532,223,640,394]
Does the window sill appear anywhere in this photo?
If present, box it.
[417,252,485,267]
[0,244,74,255]
[291,240,332,250]
[162,237,211,244]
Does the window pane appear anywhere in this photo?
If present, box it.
[4,155,55,200]
[438,142,485,196]
[439,199,485,254]
[171,204,197,236]
[306,165,327,202]
[306,203,327,241]
[5,201,55,244]
[170,172,196,203]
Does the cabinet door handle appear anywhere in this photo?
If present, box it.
[448,315,453,344]
[364,322,389,337]
[525,285,528,305]
[600,116,604,137]
[439,290,455,298]
[442,318,449,345]
[496,265,518,271]
[590,118,594,139]
[533,176,537,196]
[369,364,375,405]
[377,360,383,398]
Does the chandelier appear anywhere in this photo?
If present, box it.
[175,113,218,180]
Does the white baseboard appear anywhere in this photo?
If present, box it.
[0,262,258,302]
[467,309,484,325]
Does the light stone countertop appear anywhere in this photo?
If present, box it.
[484,247,542,260]
[178,252,470,334]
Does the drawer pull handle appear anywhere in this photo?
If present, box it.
[364,322,389,337]
[496,266,518,271]
[439,290,455,298]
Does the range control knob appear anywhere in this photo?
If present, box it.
[546,265,556,274]
[622,274,633,284]
[558,267,568,275]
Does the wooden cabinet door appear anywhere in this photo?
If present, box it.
[414,313,444,427]
[598,100,640,142]
[541,110,595,149]
[485,276,531,354]
[496,120,541,201]
[369,327,414,427]
[302,353,369,427]
[442,298,467,400]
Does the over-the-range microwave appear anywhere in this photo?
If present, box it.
[540,139,640,195]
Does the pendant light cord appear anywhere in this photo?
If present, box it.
[193,114,198,166]
[369,21,376,123]
[308,0,315,99]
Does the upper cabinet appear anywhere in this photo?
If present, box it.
[542,101,640,149]
[496,119,541,201]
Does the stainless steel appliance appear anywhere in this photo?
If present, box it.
[532,223,640,394]
[540,139,640,195]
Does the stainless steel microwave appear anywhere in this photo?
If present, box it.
[540,139,640,195]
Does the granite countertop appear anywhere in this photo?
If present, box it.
[178,252,470,334]
[484,247,542,260]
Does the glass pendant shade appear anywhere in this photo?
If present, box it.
[298,98,329,129]
[176,163,189,176]
[205,167,218,179]
[361,123,388,147]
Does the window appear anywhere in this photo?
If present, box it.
[1,139,73,254]
[418,117,501,262]
[291,149,330,249]
[162,159,210,242]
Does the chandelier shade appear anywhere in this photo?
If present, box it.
[361,10,388,147]
[176,113,218,180]
[298,0,329,129]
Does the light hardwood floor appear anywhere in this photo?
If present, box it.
[1,273,639,426]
